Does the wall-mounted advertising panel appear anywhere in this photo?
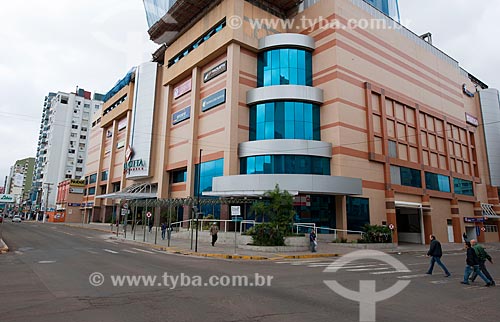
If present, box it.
[127,62,157,179]
[173,78,192,99]
[201,89,226,112]
[172,106,191,125]
[203,61,227,83]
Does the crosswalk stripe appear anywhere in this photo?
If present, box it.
[347,267,390,272]
[320,264,380,269]
[132,248,154,254]
[370,270,412,275]
[123,249,138,254]
[103,249,118,254]
[398,274,429,279]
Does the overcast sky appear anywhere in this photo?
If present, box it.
[0,0,499,187]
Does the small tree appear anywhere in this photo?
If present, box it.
[250,201,267,223]
[248,185,295,246]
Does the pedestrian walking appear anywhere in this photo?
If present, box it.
[309,229,317,253]
[463,232,468,243]
[148,219,154,233]
[161,222,167,240]
[469,239,495,286]
[461,241,493,287]
[210,222,219,246]
[426,235,451,277]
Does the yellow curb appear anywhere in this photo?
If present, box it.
[274,253,340,259]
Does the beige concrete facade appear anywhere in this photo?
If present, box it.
[85,0,500,243]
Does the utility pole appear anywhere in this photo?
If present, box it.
[195,148,202,252]
[42,183,53,223]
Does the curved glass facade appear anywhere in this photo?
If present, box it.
[257,48,313,87]
[249,102,320,141]
[240,155,330,175]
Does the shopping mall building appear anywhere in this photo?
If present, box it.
[82,0,500,244]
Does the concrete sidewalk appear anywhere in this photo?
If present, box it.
[60,222,500,260]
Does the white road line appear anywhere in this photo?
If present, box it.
[407,263,428,266]
[321,264,381,269]
[398,274,429,279]
[132,248,154,254]
[86,250,99,254]
[63,232,74,236]
[371,270,412,275]
[123,249,138,254]
[347,267,390,272]
[103,249,119,254]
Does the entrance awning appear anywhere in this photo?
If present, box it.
[95,183,157,200]
[482,203,500,219]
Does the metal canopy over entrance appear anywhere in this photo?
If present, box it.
[95,183,156,200]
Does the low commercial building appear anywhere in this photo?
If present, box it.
[52,179,86,223]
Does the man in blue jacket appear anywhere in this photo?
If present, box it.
[426,235,451,277]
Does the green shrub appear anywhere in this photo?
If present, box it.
[358,224,392,243]
[247,223,285,246]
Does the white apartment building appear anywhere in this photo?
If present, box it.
[38,88,103,212]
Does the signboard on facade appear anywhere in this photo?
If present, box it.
[0,194,15,203]
[127,62,156,179]
[70,179,85,187]
[201,89,226,112]
[118,118,127,131]
[124,159,147,175]
[13,173,23,187]
[465,113,479,127]
[69,187,84,194]
[172,106,191,125]
[231,206,241,216]
[293,195,311,207]
[68,203,82,207]
[203,61,227,83]
[173,78,192,99]
[464,217,486,223]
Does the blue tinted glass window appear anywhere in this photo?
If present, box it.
[453,178,473,196]
[425,172,450,193]
[249,102,320,141]
[172,169,187,183]
[399,167,421,188]
[195,158,224,195]
[240,155,330,175]
[347,197,370,232]
[257,48,312,87]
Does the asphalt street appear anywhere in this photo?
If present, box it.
[0,221,498,322]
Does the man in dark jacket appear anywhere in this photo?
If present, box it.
[461,241,493,286]
[469,239,495,286]
[426,235,451,276]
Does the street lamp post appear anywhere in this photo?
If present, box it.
[195,148,202,252]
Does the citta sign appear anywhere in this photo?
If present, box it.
[203,61,227,83]
[124,159,147,175]
[0,194,15,203]
[201,89,226,112]
[465,113,479,127]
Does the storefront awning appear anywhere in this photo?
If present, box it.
[482,203,500,218]
[95,183,157,200]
